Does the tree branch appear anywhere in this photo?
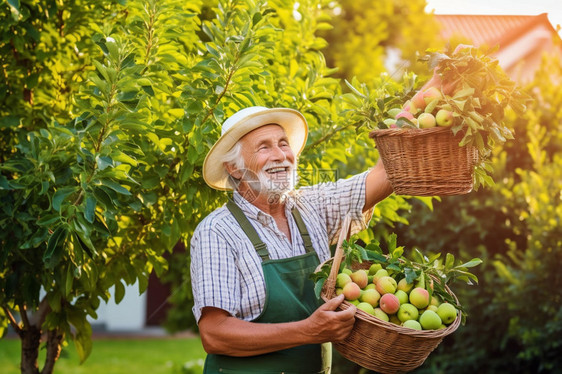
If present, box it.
[42,329,64,374]
[29,297,51,328]
[307,122,355,152]
[2,306,22,336]
[19,303,31,329]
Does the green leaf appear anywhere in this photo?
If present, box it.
[404,268,418,284]
[425,98,439,114]
[141,85,155,96]
[453,87,475,98]
[99,179,131,195]
[92,186,115,208]
[44,226,68,268]
[344,79,366,99]
[7,0,20,11]
[37,215,60,226]
[52,187,78,212]
[92,60,111,82]
[40,181,50,195]
[412,248,425,264]
[96,156,114,170]
[72,219,98,258]
[84,196,96,223]
[114,281,125,304]
[387,233,397,253]
[445,253,455,270]
[314,279,325,299]
[138,274,149,294]
[65,265,74,297]
[69,312,93,364]
[457,258,483,269]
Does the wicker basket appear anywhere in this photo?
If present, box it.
[369,127,478,196]
[320,216,461,374]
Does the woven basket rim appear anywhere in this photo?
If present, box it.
[369,126,456,139]
[320,291,461,339]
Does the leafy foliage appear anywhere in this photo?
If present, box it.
[319,0,444,82]
[1,0,414,371]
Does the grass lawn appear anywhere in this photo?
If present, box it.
[0,334,207,374]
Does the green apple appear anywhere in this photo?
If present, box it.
[402,319,422,330]
[364,283,376,290]
[422,87,443,105]
[387,107,402,118]
[437,303,458,324]
[397,278,413,293]
[409,287,430,309]
[368,263,383,275]
[342,268,352,275]
[373,308,389,322]
[430,295,441,307]
[360,288,381,308]
[375,276,397,295]
[397,303,419,322]
[379,293,400,314]
[349,299,360,306]
[394,290,408,305]
[335,287,343,296]
[426,305,438,312]
[336,273,352,288]
[372,269,389,284]
[350,269,369,289]
[412,93,427,111]
[383,118,397,127]
[342,282,361,301]
[436,109,454,127]
[389,315,402,325]
[419,310,442,330]
[357,302,375,315]
[418,112,436,128]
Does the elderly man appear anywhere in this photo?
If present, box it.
[190,105,394,374]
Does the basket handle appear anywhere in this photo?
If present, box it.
[325,214,353,299]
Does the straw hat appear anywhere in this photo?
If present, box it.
[203,106,308,191]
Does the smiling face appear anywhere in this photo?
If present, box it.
[226,124,297,202]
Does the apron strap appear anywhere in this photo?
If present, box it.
[227,200,270,261]
[291,206,314,254]
[226,200,316,260]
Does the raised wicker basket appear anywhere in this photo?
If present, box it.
[369,127,478,196]
[319,216,461,374]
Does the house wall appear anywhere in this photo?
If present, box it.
[89,283,147,331]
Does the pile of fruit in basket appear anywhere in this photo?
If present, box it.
[312,234,482,329]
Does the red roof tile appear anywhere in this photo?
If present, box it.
[434,13,560,47]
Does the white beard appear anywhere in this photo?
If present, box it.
[251,160,298,202]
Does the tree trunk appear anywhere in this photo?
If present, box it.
[20,325,41,374]
[41,329,64,374]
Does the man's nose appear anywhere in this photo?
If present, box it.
[270,145,287,161]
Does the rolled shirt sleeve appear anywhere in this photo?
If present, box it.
[295,170,374,245]
[190,217,242,323]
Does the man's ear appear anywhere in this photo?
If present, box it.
[224,162,243,179]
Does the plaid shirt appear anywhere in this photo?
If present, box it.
[190,171,373,323]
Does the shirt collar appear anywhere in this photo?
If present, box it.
[232,191,268,222]
[232,190,299,222]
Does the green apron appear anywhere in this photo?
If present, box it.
[203,200,331,374]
